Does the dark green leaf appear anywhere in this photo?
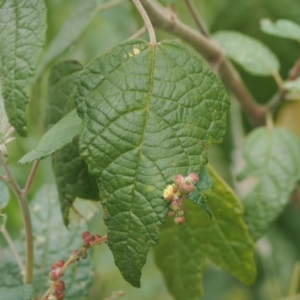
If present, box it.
[45,60,83,130]
[0,0,46,136]
[44,61,99,225]
[0,181,9,210]
[75,39,230,287]
[214,31,280,76]
[19,109,81,164]
[240,127,300,240]
[260,18,300,42]
[0,285,33,300]
[154,165,256,300]
[52,137,99,226]
[188,165,213,217]
[36,0,100,79]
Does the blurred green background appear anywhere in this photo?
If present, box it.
[2,0,300,299]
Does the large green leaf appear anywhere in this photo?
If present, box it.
[36,0,100,79]
[19,109,81,164]
[75,38,229,287]
[214,31,280,76]
[0,0,46,136]
[154,165,256,300]
[240,127,300,240]
[0,285,33,300]
[260,19,300,42]
[45,61,99,226]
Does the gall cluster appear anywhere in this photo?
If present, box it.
[163,173,199,225]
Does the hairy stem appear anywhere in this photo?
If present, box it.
[1,226,26,276]
[0,153,33,284]
[139,0,266,124]
[132,0,157,44]
[184,0,210,37]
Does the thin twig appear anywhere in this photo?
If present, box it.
[23,160,40,196]
[97,0,127,12]
[128,26,147,40]
[0,153,33,284]
[40,235,108,300]
[184,0,210,37]
[132,0,157,44]
[0,174,8,181]
[1,226,25,276]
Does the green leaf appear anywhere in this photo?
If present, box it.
[0,285,33,300]
[45,61,83,130]
[0,181,9,210]
[240,127,300,240]
[0,0,46,136]
[188,165,213,217]
[75,38,229,287]
[36,0,100,79]
[260,19,300,42]
[31,185,94,299]
[19,109,81,164]
[52,137,100,226]
[213,31,280,76]
[45,61,99,226]
[154,165,256,300]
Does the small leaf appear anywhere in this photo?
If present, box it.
[75,39,230,287]
[0,285,33,300]
[240,127,300,240]
[19,109,81,164]
[154,165,256,300]
[0,181,9,210]
[0,0,46,136]
[35,0,100,79]
[214,31,280,76]
[188,165,213,217]
[45,61,99,225]
[260,19,300,42]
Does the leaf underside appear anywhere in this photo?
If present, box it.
[240,127,300,240]
[214,30,280,76]
[75,39,229,287]
[0,285,33,300]
[260,18,300,42]
[0,0,46,136]
[154,165,256,300]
